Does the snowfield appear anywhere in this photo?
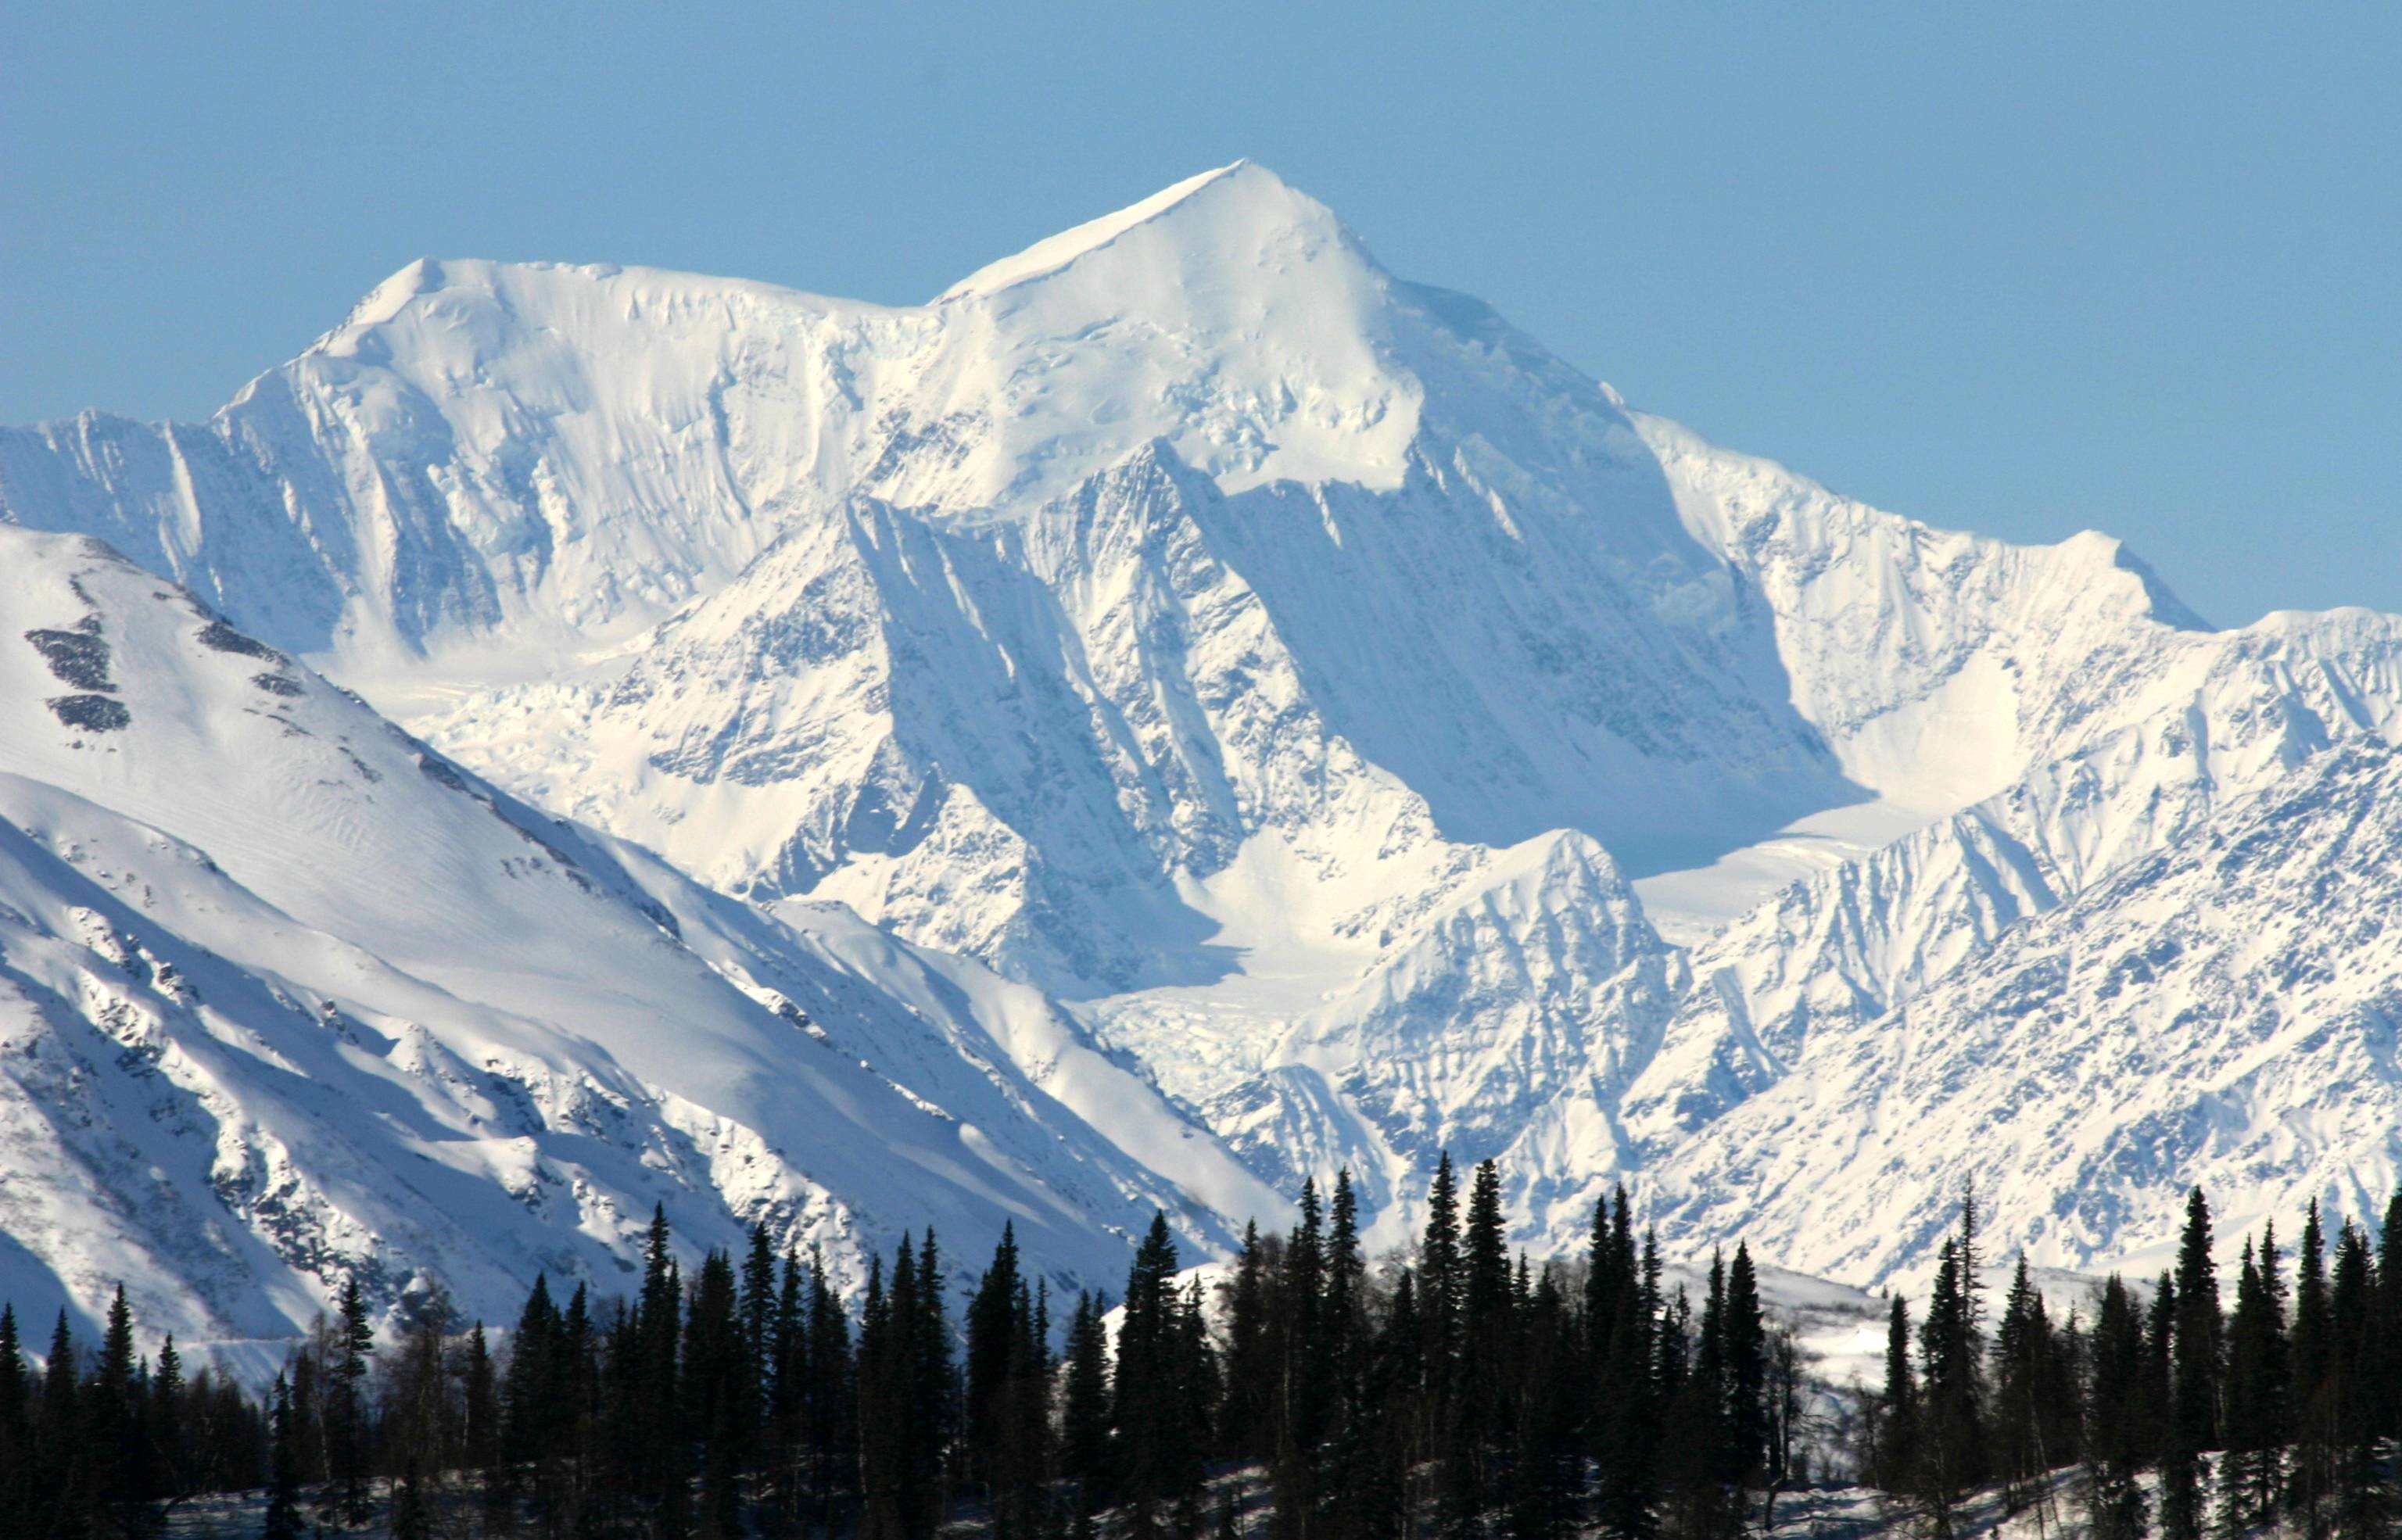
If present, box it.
[4,161,2399,1337]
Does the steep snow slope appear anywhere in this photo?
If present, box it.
[0,166,1874,1252]
[1626,420,2220,933]
[0,528,1274,1340]
[1084,826,1688,1227]
[1648,740,2402,1289]
[8,163,2402,1291]
[3,163,1855,878]
[1623,603,2402,1159]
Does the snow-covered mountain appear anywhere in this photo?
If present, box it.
[5,160,2400,1316]
[1649,739,2402,1285]
[0,527,1277,1341]
[1623,602,2402,1151]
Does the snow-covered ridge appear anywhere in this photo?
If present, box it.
[1651,739,2402,1287]
[5,163,2400,1319]
[0,526,1277,1341]
[937,160,1254,299]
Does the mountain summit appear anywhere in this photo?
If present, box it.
[937,159,1325,298]
[4,166,2400,1331]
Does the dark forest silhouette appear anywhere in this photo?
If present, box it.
[3,1166,2397,1539]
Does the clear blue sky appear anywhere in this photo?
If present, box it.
[8,2,2397,625]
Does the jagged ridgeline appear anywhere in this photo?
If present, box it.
[0,528,1274,1345]
[6,163,2402,1347]
[8,1173,2397,1540]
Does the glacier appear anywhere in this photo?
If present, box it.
[4,159,2400,1331]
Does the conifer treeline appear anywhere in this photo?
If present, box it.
[1867,1187,2402,1540]
[7,1169,2398,1539]
[0,1284,267,1536]
[0,1156,1792,1538]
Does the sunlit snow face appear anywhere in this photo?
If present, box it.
[6,159,2400,1334]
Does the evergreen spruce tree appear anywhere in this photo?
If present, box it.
[741,1223,777,1424]
[2160,1188,2221,1540]
[2222,1234,2289,1527]
[1580,1187,1636,1463]
[2375,1191,2402,1444]
[765,1247,807,1527]
[956,1223,1049,1538]
[1449,1158,1511,1534]
[773,1248,806,1423]
[913,1230,959,1531]
[263,1372,304,1540]
[1462,1161,1511,1329]
[1583,1188,1627,1377]
[966,1221,1024,1500]
[1583,1189,1618,1425]
[1361,1266,1425,1540]
[503,1271,564,1524]
[1060,1291,1113,1517]
[2140,1270,2177,1470]
[1219,1221,1273,1467]
[1175,1279,1218,1538]
[1421,1154,1464,1391]
[1272,1176,1325,1534]
[1722,1244,1769,1488]
[461,1321,500,1529]
[685,1248,748,1538]
[149,1330,185,1507]
[1324,1169,1366,1405]
[2325,1223,2387,1538]
[883,1234,943,1540]
[2171,1190,2225,1442]
[2260,1219,2293,1465]
[858,1250,908,1540]
[2085,1276,2151,1540]
[289,1343,327,1492]
[1594,1215,1661,1540]
[1321,1169,1372,1538]
[1659,1262,1737,1540]
[1958,1185,1986,1337]
[1000,1267,1051,1540]
[1914,1230,1985,1535]
[561,1283,599,1527]
[66,1284,139,1538]
[1117,1212,1203,1539]
[635,1205,689,1535]
[1506,1263,1580,1540]
[38,1307,77,1529]
[725,1220,773,1518]
[1989,1255,2057,1516]
[805,1245,856,1525]
[325,1273,375,1524]
[1418,1153,1468,1540]
[1874,1296,1916,1495]
[2289,1199,2334,1531]
[0,1304,24,1537]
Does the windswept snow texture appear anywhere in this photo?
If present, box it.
[0,528,1274,1341]
[1651,741,2402,1288]
[6,161,2402,1312]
